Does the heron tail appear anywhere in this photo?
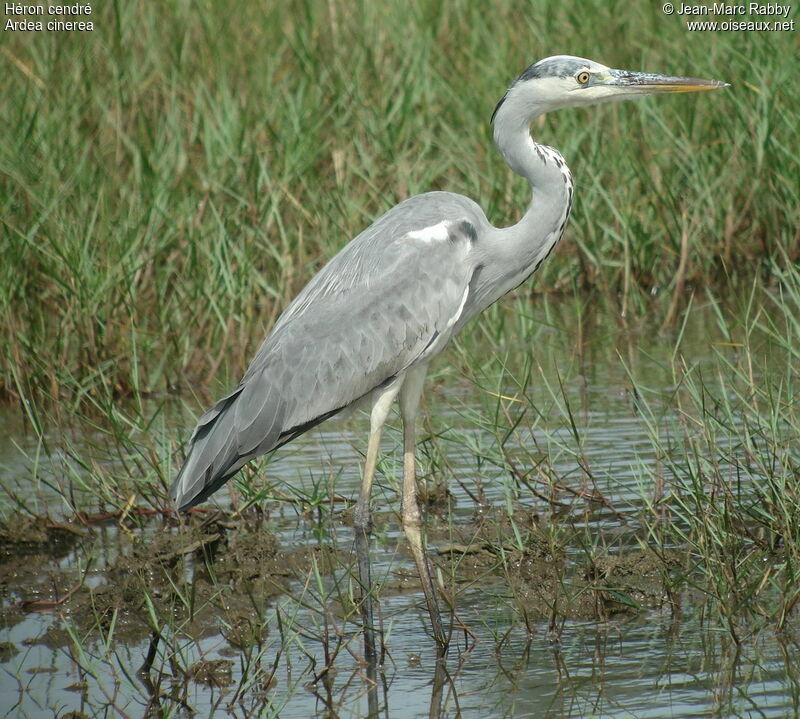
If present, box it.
[169,379,286,511]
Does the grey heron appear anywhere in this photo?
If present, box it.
[170,56,726,649]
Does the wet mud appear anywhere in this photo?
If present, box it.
[431,509,682,620]
[0,512,342,651]
[188,658,235,687]
[1,507,686,656]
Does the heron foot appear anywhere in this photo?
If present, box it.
[402,511,449,648]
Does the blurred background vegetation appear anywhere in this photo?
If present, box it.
[1,0,797,408]
[1,9,800,703]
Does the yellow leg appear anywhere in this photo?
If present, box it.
[353,381,401,693]
[399,364,448,647]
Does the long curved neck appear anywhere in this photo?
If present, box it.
[492,93,572,227]
[459,88,574,317]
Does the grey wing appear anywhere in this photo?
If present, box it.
[170,197,484,510]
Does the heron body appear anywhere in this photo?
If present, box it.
[170,56,725,648]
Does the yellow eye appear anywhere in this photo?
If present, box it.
[577,71,591,84]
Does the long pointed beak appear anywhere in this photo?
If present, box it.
[607,69,729,95]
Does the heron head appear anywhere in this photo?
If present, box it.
[492,55,728,124]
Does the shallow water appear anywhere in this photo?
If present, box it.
[0,297,797,718]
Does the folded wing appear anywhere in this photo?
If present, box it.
[170,194,484,509]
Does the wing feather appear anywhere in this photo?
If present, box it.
[170,193,487,509]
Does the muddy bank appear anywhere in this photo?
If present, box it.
[0,507,706,657]
[432,510,682,620]
[0,512,342,650]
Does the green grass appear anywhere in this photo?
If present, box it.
[1,0,797,404]
[435,262,800,635]
[3,268,800,716]
[1,6,799,705]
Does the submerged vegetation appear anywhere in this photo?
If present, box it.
[0,0,799,716]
